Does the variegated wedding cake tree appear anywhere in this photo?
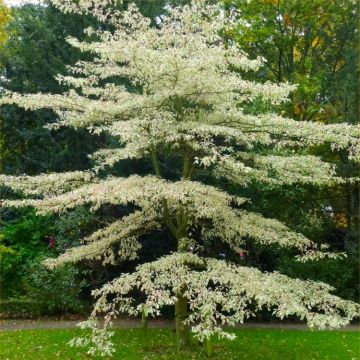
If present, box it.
[1,0,359,356]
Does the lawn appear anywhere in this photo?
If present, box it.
[0,328,359,360]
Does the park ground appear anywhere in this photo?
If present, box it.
[0,320,359,360]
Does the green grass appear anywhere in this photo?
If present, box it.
[0,328,359,360]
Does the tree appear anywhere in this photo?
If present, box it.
[224,0,358,121]
[0,0,10,171]
[0,2,101,174]
[0,0,10,49]
[223,0,360,286]
[0,0,359,357]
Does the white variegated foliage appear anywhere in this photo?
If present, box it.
[0,0,359,356]
[90,252,359,339]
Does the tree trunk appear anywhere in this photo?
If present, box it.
[205,337,213,357]
[141,310,149,349]
[175,291,191,349]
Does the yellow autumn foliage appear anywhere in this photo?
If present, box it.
[284,12,291,27]
[260,0,278,5]
[293,46,301,61]
[334,58,345,71]
[311,35,324,48]
[333,213,348,229]
[0,0,11,45]
[294,103,301,115]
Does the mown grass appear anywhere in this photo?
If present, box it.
[0,328,359,360]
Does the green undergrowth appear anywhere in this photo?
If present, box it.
[0,328,359,360]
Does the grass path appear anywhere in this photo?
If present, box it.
[1,318,359,331]
[0,328,359,360]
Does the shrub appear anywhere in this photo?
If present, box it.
[24,259,88,315]
[0,208,53,297]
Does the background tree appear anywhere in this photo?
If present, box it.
[0,2,101,174]
[0,0,359,357]
[0,0,10,51]
[0,0,10,172]
[224,0,358,121]
[222,0,359,296]
[0,2,104,311]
